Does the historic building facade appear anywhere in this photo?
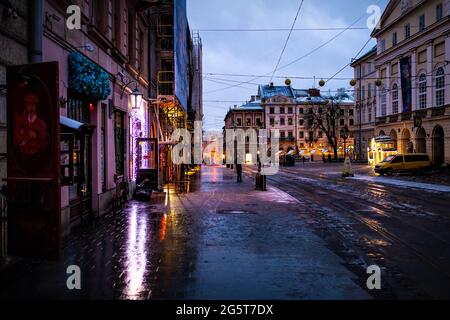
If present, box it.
[351,46,378,161]
[0,0,31,258]
[224,84,355,161]
[259,84,355,159]
[42,0,152,236]
[372,0,450,167]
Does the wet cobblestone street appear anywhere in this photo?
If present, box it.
[0,166,370,300]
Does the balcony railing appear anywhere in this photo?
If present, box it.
[388,114,398,123]
[431,107,446,117]
[401,112,412,121]
[375,116,387,125]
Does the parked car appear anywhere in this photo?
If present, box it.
[374,153,432,176]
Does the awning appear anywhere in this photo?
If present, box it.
[60,116,90,133]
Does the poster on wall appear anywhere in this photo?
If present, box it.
[174,0,189,111]
[400,56,412,114]
[6,62,61,260]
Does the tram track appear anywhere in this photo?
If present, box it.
[242,166,450,298]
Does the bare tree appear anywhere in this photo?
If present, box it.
[306,91,352,161]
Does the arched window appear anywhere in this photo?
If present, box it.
[381,86,387,116]
[418,73,427,109]
[392,84,399,114]
[435,67,445,107]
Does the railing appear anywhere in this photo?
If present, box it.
[388,114,399,123]
[401,112,412,121]
[431,107,445,117]
[375,116,387,125]
[414,109,427,118]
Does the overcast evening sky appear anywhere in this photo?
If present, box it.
[187,0,389,131]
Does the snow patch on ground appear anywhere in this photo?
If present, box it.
[347,176,450,193]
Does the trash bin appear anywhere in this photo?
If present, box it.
[255,173,267,191]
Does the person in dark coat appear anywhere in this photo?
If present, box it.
[236,161,243,183]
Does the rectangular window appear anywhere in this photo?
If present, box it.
[288,107,293,114]
[270,118,275,126]
[280,118,285,125]
[280,132,286,138]
[270,107,275,114]
[419,15,425,32]
[368,108,372,122]
[236,118,242,126]
[379,39,386,53]
[405,24,411,39]
[246,117,252,126]
[368,83,372,98]
[299,108,304,114]
[318,131,323,138]
[299,119,305,126]
[362,86,366,100]
[437,3,443,21]
[435,42,445,57]
[392,32,397,46]
[349,119,354,126]
[299,131,304,138]
[256,117,262,127]
[280,107,285,114]
[287,131,293,138]
[288,118,293,126]
[362,65,366,76]
[349,109,354,116]
[340,109,345,116]
[418,50,427,63]
[340,119,345,126]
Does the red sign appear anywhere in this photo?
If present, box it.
[7,62,61,260]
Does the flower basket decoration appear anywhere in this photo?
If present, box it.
[68,52,111,101]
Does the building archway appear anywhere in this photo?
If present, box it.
[389,129,398,150]
[400,128,411,154]
[415,127,427,153]
[432,125,445,168]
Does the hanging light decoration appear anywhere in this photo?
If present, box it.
[319,79,325,87]
[349,79,357,86]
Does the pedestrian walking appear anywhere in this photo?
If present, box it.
[302,156,306,164]
[236,163,243,183]
[328,153,332,163]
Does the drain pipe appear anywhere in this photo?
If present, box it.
[29,0,43,63]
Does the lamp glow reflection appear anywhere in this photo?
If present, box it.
[125,205,148,299]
